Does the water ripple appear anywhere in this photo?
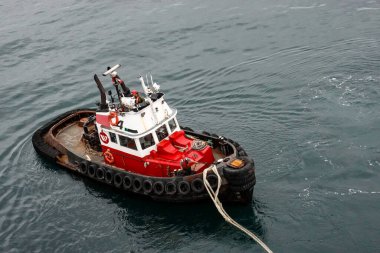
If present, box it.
[1,0,380,252]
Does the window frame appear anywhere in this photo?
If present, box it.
[168,118,177,133]
[109,131,118,143]
[118,134,138,150]
[155,124,169,142]
[139,133,156,150]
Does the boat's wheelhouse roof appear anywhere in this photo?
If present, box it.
[96,93,175,135]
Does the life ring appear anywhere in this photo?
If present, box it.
[104,149,114,164]
[108,111,119,126]
[178,181,191,195]
[153,181,165,195]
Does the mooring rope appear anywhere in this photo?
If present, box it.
[203,165,273,253]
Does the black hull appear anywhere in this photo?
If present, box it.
[32,109,256,204]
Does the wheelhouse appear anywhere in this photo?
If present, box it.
[92,65,215,177]
[97,110,180,158]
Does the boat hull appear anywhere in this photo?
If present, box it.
[32,109,256,204]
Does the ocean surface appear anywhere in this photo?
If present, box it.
[1,0,379,252]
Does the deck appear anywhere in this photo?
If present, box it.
[55,121,225,166]
[56,122,104,163]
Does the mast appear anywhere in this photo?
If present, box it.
[139,76,158,125]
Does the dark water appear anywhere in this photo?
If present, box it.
[1,0,380,252]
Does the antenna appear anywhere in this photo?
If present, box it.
[139,76,150,94]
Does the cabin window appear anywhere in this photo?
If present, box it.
[119,135,137,150]
[139,133,155,150]
[109,132,117,143]
[155,124,168,141]
[168,118,177,132]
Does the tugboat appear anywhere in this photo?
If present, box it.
[32,65,256,203]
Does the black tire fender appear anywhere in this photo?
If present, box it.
[226,171,256,186]
[114,173,123,188]
[229,178,256,192]
[202,131,211,136]
[223,157,254,177]
[133,177,143,192]
[238,149,247,157]
[79,162,88,174]
[123,175,133,190]
[105,170,113,184]
[178,181,191,195]
[191,178,205,193]
[182,127,194,132]
[142,179,153,194]
[227,138,240,148]
[96,167,105,180]
[206,174,218,190]
[153,181,165,195]
[165,181,177,195]
[88,165,96,178]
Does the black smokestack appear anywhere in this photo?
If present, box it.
[94,74,108,110]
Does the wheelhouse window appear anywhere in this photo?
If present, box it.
[119,135,137,150]
[109,132,117,143]
[155,124,169,141]
[139,133,155,150]
[168,118,177,132]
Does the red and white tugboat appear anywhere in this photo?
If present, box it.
[32,65,256,203]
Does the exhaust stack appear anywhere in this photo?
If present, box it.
[94,74,108,110]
